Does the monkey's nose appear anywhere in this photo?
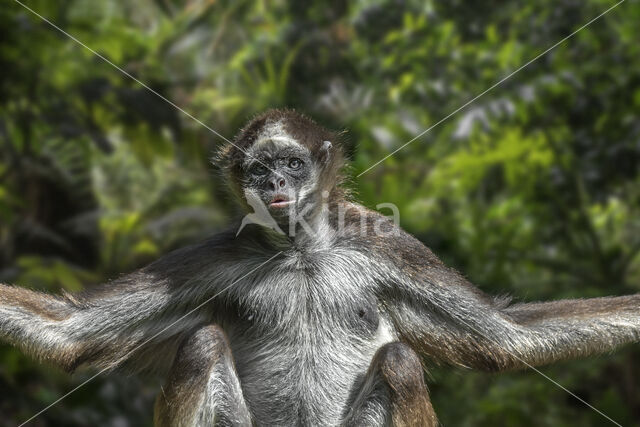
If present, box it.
[268,178,286,190]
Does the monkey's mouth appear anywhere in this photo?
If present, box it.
[269,196,294,208]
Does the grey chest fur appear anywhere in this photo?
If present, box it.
[222,249,396,425]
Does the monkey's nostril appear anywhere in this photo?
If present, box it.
[278,179,286,188]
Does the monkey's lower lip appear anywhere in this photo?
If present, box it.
[269,199,294,208]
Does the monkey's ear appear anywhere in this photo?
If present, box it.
[213,143,238,172]
[320,140,332,163]
[212,145,228,169]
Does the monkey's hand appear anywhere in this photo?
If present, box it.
[367,212,640,372]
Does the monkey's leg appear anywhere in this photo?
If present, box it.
[343,342,437,427]
[154,325,252,427]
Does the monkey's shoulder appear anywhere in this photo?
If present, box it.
[334,202,444,273]
[137,229,260,282]
[331,203,484,304]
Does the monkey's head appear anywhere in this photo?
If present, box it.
[218,109,345,224]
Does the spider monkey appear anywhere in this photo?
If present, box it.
[1,109,639,426]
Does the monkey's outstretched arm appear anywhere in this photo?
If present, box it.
[0,275,211,374]
[375,227,640,372]
[0,236,236,374]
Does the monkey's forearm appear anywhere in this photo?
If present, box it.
[0,284,83,370]
[0,239,235,373]
[500,294,640,366]
[503,294,640,325]
[0,281,205,373]
[390,291,640,372]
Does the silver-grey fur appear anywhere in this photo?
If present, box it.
[1,109,639,426]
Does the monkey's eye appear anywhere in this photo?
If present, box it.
[288,158,302,170]
[252,164,269,175]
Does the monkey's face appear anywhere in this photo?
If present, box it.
[221,111,342,229]
[241,139,317,221]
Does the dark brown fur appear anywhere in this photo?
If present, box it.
[2,109,639,426]
[155,325,251,427]
[374,342,437,427]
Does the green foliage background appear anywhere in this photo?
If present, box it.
[1,0,639,425]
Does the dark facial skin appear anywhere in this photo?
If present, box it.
[242,142,314,219]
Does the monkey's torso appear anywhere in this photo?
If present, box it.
[218,237,397,425]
